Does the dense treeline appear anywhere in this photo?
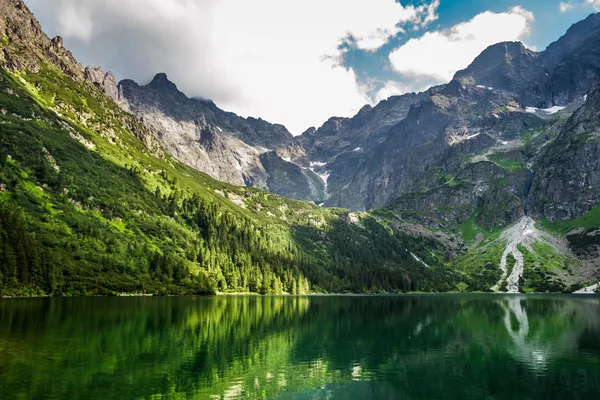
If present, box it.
[0,65,453,297]
[0,205,55,296]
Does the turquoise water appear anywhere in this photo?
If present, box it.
[0,294,599,399]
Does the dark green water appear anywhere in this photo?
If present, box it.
[1,295,599,399]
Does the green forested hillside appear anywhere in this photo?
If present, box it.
[0,64,453,296]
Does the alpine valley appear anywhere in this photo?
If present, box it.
[1,0,600,296]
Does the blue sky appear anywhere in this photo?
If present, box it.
[28,0,600,134]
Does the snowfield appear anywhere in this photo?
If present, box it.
[525,105,566,115]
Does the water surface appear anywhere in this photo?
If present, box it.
[0,294,599,399]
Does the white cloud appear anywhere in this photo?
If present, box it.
[560,2,574,12]
[420,0,441,27]
[341,0,440,51]
[374,81,410,102]
[27,0,440,134]
[388,7,535,87]
[56,3,93,41]
[587,0,600,10]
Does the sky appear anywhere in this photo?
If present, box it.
[27,0,600,135]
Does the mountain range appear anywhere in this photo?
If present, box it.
[1,0,600,295]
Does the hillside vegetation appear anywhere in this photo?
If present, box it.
[0,64,452,296]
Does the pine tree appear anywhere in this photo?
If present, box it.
[2,245,18,289]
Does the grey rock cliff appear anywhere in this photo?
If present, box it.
[530,84,600,220]
[84,67,120,103]
[118,73,320,199]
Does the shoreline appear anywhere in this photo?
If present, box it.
[2,290,598,299]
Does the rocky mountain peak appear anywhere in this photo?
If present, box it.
[117,69,314,200]
[453,41,539,88]
[303,126,317,134]
[543,12,600,65]
[358,104,373,114]
[319,117,350,135]
[452,13,600,108]
[479,41,531,61]
[148,72,181,93]
[0,0,83,78]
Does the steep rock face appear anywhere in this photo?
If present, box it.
[0,0,82,78]
[542,13,600,105]
[260,152,325,202]
[84,67,120,103]
[300,92,427,162]
[530,85,600,220]
[325,80,547,224]
[391,161,527,230]
[119,74,317,198]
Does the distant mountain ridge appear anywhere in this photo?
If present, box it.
[300,12,600,219]
[112,12,600,226]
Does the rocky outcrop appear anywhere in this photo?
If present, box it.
[0,0,83,78]
[260,152,325,202]
[0,0,162,156]
[84,67,120,103]
[0,1,120,104]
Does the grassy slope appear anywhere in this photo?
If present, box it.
[539,205,600,235]
[0,63,455,296]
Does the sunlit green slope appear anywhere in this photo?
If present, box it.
[0,62,453,296]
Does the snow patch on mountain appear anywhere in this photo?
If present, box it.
[525,106,566,115]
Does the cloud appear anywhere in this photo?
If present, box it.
[560,2,574,12]
[339,0,440,52]
[27,0,440,134]
[373,81,410,102]
[388,7,535,88]
[55,3,93,41]
[587,0,600,10]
